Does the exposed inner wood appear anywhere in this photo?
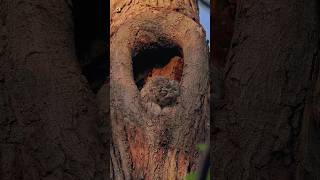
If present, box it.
[146,56,184,83]
[133,45,184,90]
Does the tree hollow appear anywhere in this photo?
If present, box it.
[133,42,184,90]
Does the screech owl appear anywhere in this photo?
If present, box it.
[140,76,180,108]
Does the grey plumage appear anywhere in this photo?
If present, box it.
[140,76,180,107]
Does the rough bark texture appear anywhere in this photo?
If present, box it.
[0,1,107,179]
[110,0,200,37]
[110,0,209,179]
[212,0,320,179]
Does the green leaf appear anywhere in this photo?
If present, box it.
[185,172,198,180]
[206,169,210,180]
[196,143,208,152]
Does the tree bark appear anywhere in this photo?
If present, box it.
[212,0,320,179]
[212,0,236,68]
[110,0,210,179]
[0,1,107,179]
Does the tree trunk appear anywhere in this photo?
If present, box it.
[212,0,236,68]
[110,0,210,179]
[212,0,320,179]
[0,1,107,179]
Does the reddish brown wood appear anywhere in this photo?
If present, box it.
[145,56,184,83]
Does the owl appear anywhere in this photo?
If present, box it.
[140,76,180,108]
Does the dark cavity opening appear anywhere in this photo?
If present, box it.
[132,44,184,90]
[72,0,108,93]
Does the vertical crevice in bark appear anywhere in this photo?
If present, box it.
[73,0,108,93]
[211,0,237,114]
[212,0,237,68]
[296,2,320,178]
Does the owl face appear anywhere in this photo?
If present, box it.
[154,80,180,107]
[140,76,180,108]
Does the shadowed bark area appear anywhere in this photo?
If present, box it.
[212,0,237,68]
[0,0,108,179]
[212,0,320,179]
[211,0,237,116]
[110,0,209,179]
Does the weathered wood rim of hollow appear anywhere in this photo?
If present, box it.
[110,11,209,124]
